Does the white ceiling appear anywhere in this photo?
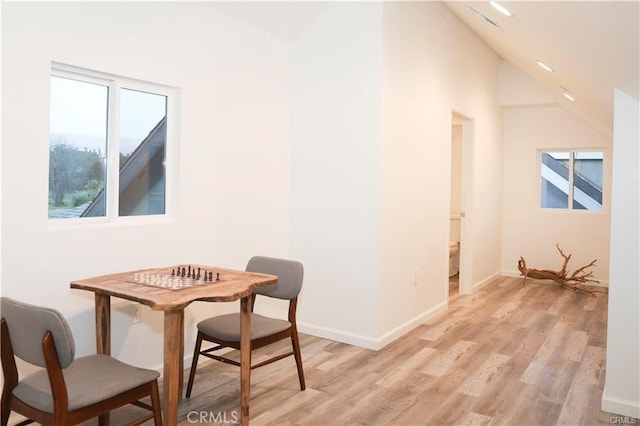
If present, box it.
[444,1,639,132]
[212,1,638,132]
[210,1,329,41]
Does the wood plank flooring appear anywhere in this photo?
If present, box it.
[77,275,628,425]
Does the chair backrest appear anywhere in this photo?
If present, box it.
[1,297,75,368]
[246,256,304,300]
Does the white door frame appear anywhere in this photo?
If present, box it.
[452,112,474,295]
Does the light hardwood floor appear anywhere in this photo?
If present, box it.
[85,276,630,425]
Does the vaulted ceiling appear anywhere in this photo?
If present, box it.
[445,1,639,132]
[212,1,639,133]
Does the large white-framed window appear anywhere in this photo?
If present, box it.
[48,63,177,224]
[539,149,604,211]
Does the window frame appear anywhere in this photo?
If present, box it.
[48,63,178,227]
[537,148,607,213]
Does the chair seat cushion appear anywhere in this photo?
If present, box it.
[12,354,159,413]
[197,313,291,342]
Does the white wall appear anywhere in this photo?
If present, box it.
[0,0,3,301]
[291,2,383,347]
[6,2,618,378]
[290,2,504,349]
[379,1,503,343]
[1,2,292,370]
[501,64,612,283]
[602,89,640,418]
[2,1,505,366]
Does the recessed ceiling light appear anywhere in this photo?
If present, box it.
[563,92,576,102]
[490,1,512,17]
[536,60,554,72]
[466,4,502,30]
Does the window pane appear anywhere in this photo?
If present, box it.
[119,88,167,216]
[49,76,107,218]
[540,151,569,209]
[572,152,603,210]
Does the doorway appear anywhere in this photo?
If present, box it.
[449,112,473,296]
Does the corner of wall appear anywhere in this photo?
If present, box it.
[602,88,640,418]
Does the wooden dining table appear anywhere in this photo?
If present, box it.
[70,265,278,426]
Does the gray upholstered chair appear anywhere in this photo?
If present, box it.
[185,256,306,398]
[0,297,162,426]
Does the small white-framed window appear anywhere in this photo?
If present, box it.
[539,149,604,211]
[48,63,177,223]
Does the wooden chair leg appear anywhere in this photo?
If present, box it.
[98,413,109,426]
[291,330,306,391]
[150,380,163,425]
[1,393,10,426]
[185,333,204,398]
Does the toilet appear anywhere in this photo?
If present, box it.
[449,241,460,277]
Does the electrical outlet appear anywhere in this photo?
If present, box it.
[413,268,419,285]
[131,304,142,324]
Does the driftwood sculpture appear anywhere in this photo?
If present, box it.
[517,244,606,296]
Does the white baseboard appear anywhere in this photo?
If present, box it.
[502,270,609,288]
[297,322,380,350]
[472,271,503,292]
[298,300,449,351]
[602,390,640,419]
[377,300,448,349]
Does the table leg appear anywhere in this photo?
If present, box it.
[164,310,184,426]
[94,294,111,425]
[240,296,251,426]
[94,294,110,355]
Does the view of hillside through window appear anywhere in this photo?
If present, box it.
[48,76,108,218]
[48,73,167,220]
